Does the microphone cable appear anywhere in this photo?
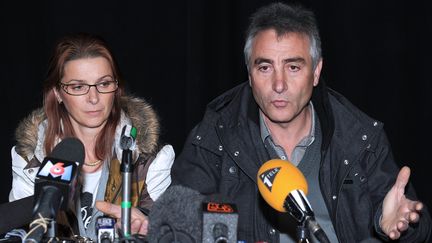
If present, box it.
[23,213,49,243]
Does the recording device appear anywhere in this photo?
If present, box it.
[96,216,116,243]
[119,125,137,237]
[257,159,330,243]
[147,185,204,243]
[202,201,238,243]
[25,137,85,243]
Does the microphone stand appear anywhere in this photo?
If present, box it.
[120,125,137,239]
[121,147,133,238]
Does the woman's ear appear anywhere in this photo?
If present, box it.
[53,88,63,104]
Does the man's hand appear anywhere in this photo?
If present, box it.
[380,166,423,240]
[95,201,149,235]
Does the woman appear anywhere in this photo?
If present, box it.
[9,33,174,240]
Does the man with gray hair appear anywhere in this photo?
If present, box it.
[172,2,431,242]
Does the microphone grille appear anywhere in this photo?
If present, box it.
[120,125,137,150]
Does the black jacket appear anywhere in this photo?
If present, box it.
[172,81,431,242]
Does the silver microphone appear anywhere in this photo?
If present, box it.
[120,125,137,237]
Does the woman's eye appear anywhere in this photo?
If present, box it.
[98,81,111,87]
[71,84,84,90]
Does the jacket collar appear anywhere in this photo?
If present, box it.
[311,80,334,153]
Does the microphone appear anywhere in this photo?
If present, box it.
[202,196,239,243]
[25,137,85,243]
[147,185,204,243]
[257,159,330,243]
[0,196,33,234]
[96,216,116,243]
[119,125,137,237]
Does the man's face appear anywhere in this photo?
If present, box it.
[249,29,322,126]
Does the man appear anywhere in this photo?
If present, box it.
[172,2,431,242]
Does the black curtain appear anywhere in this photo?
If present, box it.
[1,0,430,215]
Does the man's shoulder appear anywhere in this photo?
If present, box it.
[198,81,249,124]
[188,81,250,143]
[325,88,385,145]
[206,81,249,113]
[327,88,382,127]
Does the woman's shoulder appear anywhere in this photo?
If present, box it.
[15,108,46,160]
[121,96,160,156]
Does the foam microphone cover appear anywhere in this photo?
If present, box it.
[147,185,204,243]
[50,137,85,164]
[257,159,308,212]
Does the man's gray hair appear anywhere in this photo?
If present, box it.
[244,2,322,72]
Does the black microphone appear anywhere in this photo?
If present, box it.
[147,185,204,243]
[119,125,137,237]
[0,196,34,234]
[202,195,239,243]
[25,137,85,243]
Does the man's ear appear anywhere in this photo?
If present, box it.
[313,59,323,87]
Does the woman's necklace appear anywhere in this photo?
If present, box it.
[84,159,103,167]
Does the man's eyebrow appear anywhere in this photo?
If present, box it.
[254,58,273,65]
[253,57,306,65]
[283,57,306,64]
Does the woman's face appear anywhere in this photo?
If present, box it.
[54,57,116,133]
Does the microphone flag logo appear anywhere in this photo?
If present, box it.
[258,167,281,191]
[49,162,65,176]
[205,202,237,214]
[38,159,74,182]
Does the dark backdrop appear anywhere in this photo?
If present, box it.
[0,0,431,216]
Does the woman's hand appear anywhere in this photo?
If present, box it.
[95,201,149,235]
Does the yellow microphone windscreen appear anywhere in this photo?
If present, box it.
[257,159,308,212]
